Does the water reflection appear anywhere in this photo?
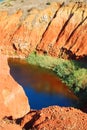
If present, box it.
[8,58,79,110]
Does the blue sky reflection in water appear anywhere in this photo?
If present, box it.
[8,58,79,110]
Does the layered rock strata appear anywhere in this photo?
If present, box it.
[0,2,86,58]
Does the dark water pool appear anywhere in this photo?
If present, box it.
[8,58,79,110]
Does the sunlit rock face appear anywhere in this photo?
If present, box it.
[0,1,86,58]
[0,122,22,130]
[21,106,87,130]
[37,2,87,58]
[0,55,30,120]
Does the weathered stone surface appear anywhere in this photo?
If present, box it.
[0,2,87,58]
[37,2,75,55]
[0,10,22,56]
[0,124,22,130]
[21,106,87,130]
[12,2,60,56]
[0,120,22,130]
[37,3,87,58]
[12,8,40,57]
[0,55,30,120]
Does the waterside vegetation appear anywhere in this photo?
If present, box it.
[27,52,87,101]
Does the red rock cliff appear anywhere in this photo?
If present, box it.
[0,55,30,120]
[0,2,87,58]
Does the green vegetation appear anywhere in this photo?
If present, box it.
[27,52,87,99]
[27,52,59,69]
[46,2,51,5]
[53,61,87,93]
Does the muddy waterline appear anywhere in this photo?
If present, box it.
[8,58,79,110]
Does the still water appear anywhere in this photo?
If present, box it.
[8,58,79,110]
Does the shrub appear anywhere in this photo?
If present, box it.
[27,52,58,69]
[53,61,87,93]
[27,52,87,95]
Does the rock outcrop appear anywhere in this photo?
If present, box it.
[21,106,87,130]
[0,2,87,58]
[0,105,87,130]
[0,55,30,120]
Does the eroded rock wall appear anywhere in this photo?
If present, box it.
[0,2,86,58]
[0,2,87,57]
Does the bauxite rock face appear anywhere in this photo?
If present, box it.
[21,106,87,130]
[0,122,22,130]
[0,2,86,58]
[0,10,22,56]
[0,55,30,120]
[37,3,87,58]
[12,2,60,56]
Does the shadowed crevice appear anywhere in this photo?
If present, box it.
[55,4,76,44]
[65,16,87,45]
[64,9,86,53]
[68,36,79,50]
[56,13,74,43]
[36,2,65,50]
[23,112,40,130]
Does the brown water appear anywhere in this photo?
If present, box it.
[8,58,79,110]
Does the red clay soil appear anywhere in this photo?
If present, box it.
[0,105,87,130]
[21,106,87,130]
